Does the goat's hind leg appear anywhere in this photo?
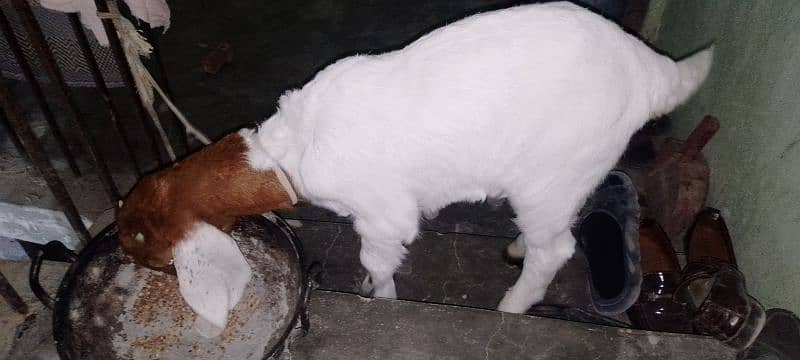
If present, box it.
[498,229,575,313]
[498,200,577,313]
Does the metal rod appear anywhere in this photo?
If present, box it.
[9,0,121,203]
[0,7,82,176]
[94,0,168,166]
[68,13,143,176]
[0,270,28,314]
[0,111,28,161]
[0,79,91,245]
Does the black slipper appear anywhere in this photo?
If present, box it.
[574,170,642,315]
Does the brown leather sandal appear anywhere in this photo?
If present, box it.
[627,219,692,333]
[677,208,766,350]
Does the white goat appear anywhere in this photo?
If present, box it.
[118,2,713,321]
[236,2,713,313]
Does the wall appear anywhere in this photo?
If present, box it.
[643,1,800,313]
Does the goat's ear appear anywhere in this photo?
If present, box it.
[173,221,252,338]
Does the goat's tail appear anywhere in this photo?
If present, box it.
[649,46,714,117]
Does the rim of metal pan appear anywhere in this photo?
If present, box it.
[36,213,313,360]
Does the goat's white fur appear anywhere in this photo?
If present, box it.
[240,2,712,313]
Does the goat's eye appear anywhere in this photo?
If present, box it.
[135,232,145,243]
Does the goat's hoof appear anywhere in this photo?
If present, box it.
[502,248,524,268]
[422,210,439,220]
[497,297,531,314]
[359,275,374,297]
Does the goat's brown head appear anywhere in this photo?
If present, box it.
[115,133,297,271]
[117,170,188,269]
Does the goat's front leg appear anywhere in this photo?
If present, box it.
[354,217,415,299]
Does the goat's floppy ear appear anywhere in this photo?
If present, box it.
[173,221,252,338]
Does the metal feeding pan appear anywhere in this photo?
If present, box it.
[30,214,313,359]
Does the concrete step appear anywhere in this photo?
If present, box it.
[283,290,735,360]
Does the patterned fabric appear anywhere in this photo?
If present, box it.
[0,1,123,87]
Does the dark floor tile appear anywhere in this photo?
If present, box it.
[293,220,591,311]
[279,199,518,239]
